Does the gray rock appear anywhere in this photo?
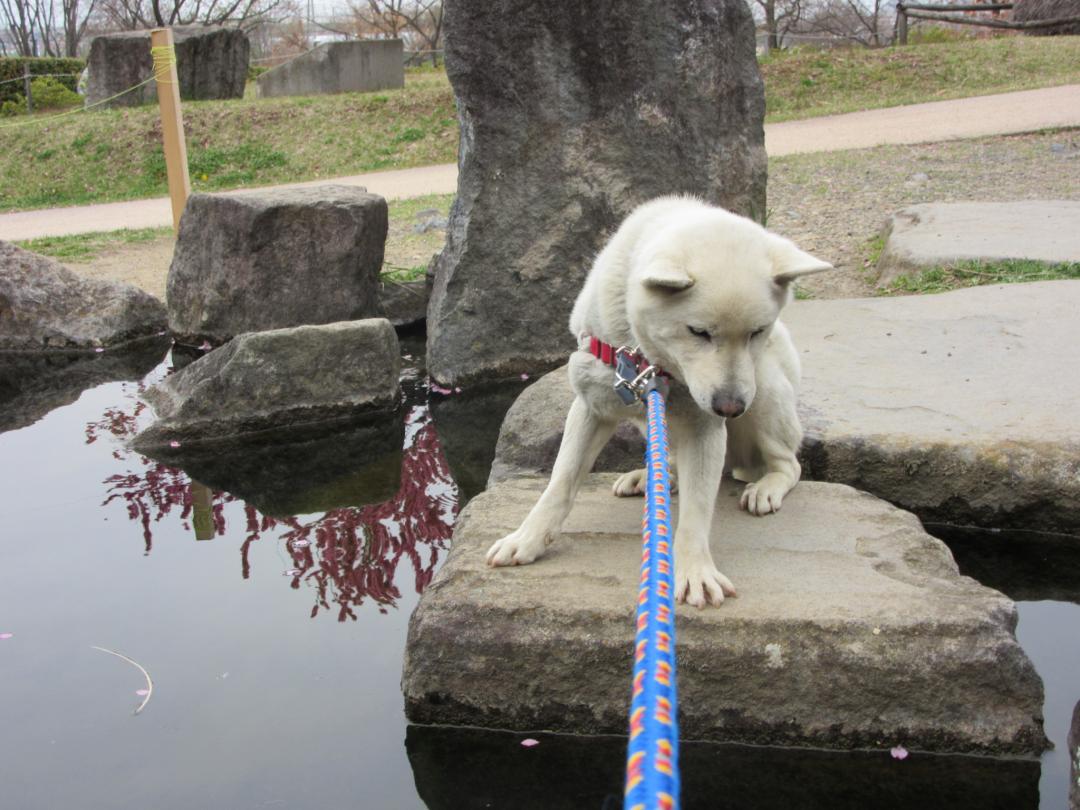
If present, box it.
[379,279,428,328]
[166,186,387,345]
[85,26,248,108]
[403,474,1047,754]
[488,364,644,486]
[0,337,168,434]
[0,241,167,351]
[492,283,1080,535]
[427,0,767,385]
[876,201,1080,286]
[411,215,448,234]
[256,40,403,99]
[134,319,400,449]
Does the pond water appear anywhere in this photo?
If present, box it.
[1,340,1077,810]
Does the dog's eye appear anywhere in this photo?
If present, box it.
[688,326,711,340]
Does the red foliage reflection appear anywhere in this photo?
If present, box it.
[87,388,458,620]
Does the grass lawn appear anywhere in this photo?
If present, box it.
[15,226,172,261]
[879,259,1080,295]
[1,37,1078,212]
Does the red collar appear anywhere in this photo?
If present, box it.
[586,335,667,377]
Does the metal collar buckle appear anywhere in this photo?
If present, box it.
[614,346,660,405]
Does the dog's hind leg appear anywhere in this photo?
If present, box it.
[487,397,616,567]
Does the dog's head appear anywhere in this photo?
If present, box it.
[624,213,831,418]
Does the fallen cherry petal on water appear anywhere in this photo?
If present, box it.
[94,347,105,353]
[291,539,311,549]
[0,633,13,640]
[169,440,181,448]
[520,374,529,381]
[199,341,212,351]
[135,689,150,696]
[890,745,909,760]
[520,738,540,748]
[283,569,302,577]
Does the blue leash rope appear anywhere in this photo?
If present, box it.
[625,382,680,810]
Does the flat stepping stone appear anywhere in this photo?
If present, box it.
[491,281,1080,536]
[403,474,1046,754]
[877,201,1080,285]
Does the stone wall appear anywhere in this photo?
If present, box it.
[427,0,767,385]
[257,40,404,98]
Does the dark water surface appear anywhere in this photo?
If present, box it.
[1,345,1077,809]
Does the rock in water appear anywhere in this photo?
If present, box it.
[427,0,767,385]
[133,319,400,448]
[0,241,166,351]
[166,186,387,345]
[403,475,1048,755]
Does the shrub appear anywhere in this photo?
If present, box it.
[0,97,23,117]
[28,76,82,110]
[0,57,84,106]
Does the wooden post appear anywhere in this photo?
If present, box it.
[150,28,191,234]
[23,64,32,114]
[897,4,909,44]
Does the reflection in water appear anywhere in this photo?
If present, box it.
[85,382,458,619]
[406,725,1039,810]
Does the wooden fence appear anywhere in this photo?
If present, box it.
[896,2,1080,43]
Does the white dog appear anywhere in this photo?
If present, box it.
[486,196,832,607]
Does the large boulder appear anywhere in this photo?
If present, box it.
[0,241,166,351]
[133,319,400,449]
[257,40,404,98]
[427,0,767,386]
[403,475,1047,755]
[85,26,249,108]
[166,186,387,346]
[489,282,1080,536]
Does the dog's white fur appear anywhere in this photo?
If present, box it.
[485,196,831,607]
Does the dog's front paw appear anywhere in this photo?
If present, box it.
[740,474,792,516]
[674,550,737,608]
[612,468,678,497]
[485,525,551,567]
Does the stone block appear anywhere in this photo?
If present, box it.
[403,475,1047,755]
[166,185,387,345]
[85,25,248,108]
[257,40,404,98]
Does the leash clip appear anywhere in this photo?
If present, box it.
[614,346,656,405]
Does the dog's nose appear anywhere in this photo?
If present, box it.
[712,394,745,419]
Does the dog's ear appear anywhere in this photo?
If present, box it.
[641,264,695,292]
[771,242,833,288]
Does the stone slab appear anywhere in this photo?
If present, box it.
[403,474,1047,755]
[257,40,403,98]
[877,201,1080,285]
[489,281,1080,535]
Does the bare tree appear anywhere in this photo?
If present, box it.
[61,0,96,55]
[326,0,443,64]
[803,0,893,46]
[98,0,287,31]
[1,0,54,55]
[751,0,804,49]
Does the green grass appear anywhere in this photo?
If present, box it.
[880,259,1080,295]
[15,226,172,261]
[2,37,1079,212]
[760,35,1080,122]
